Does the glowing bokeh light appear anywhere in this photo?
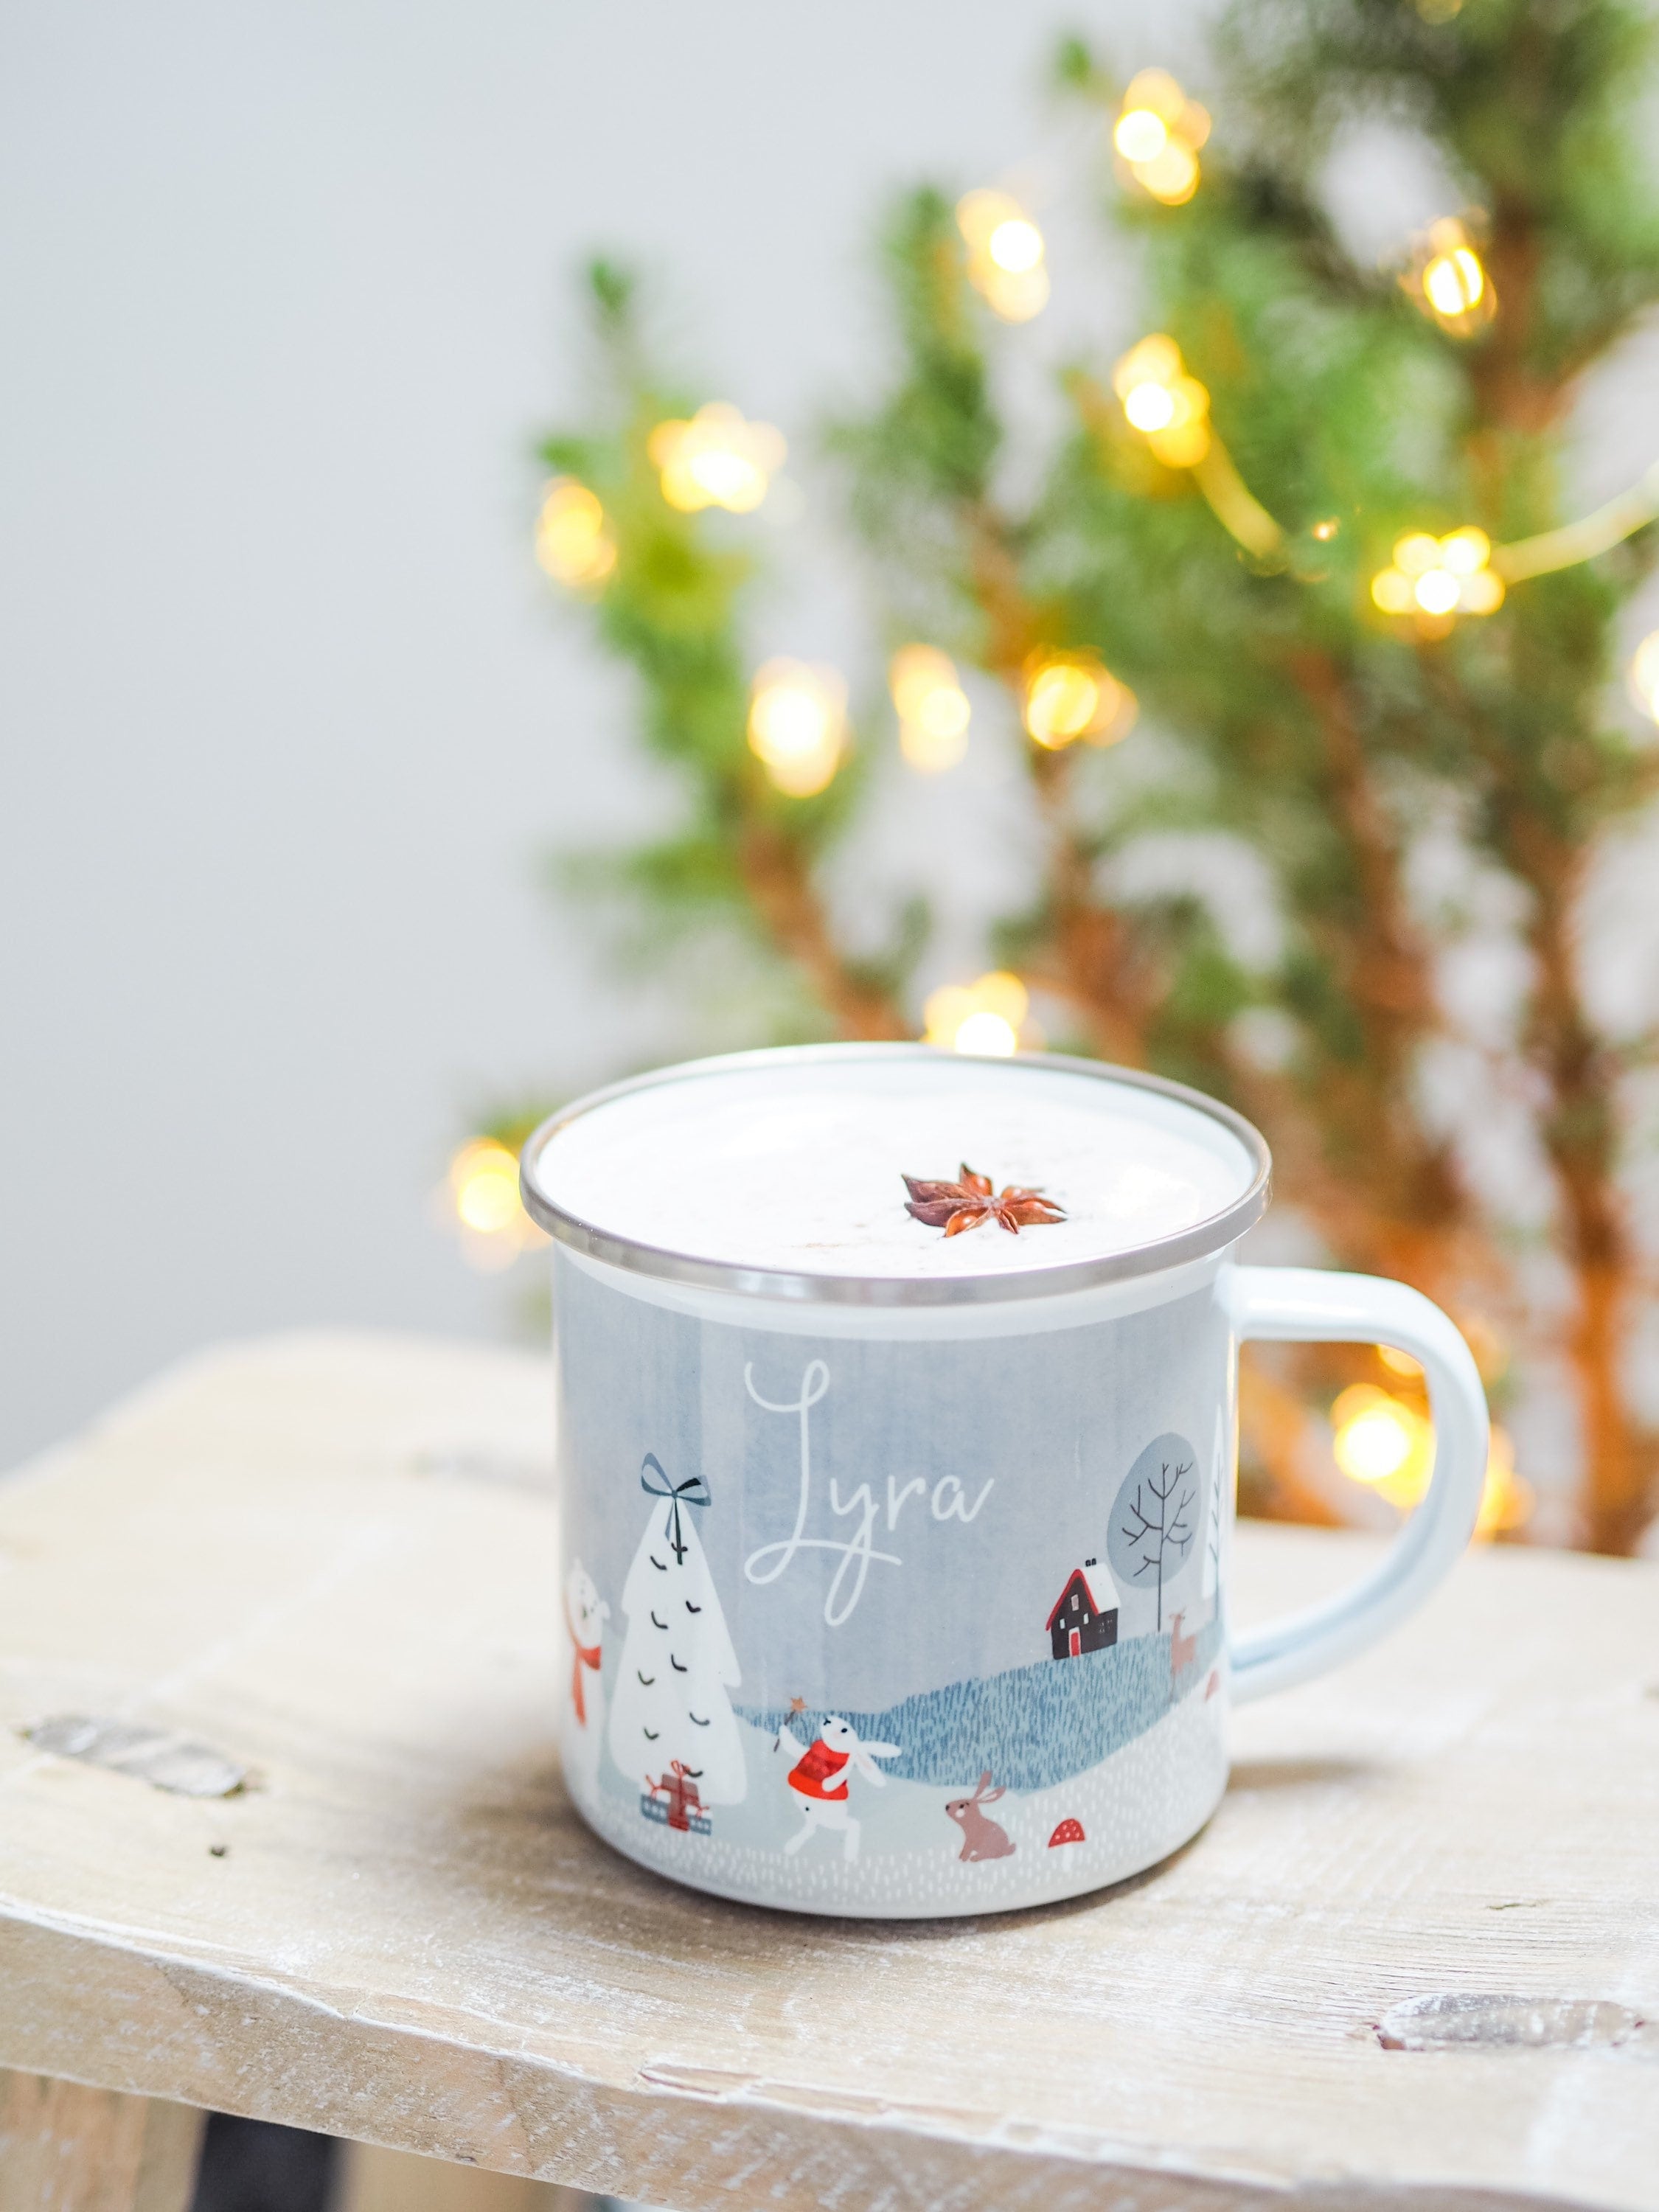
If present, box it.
[1405,218,1496,337]
[1413,568,1462,616]
[446,1139,546,1272]
[1112,335,1211,467]
[987,218,1044,273]
[1114,71,1208,205]
[956,189,1051,322]
[535,479,616,590]
[1124,382,1178,433]
[1372,527,1504,623]
[922,971,1029,1054]
[747,659,847,796]
[890,644,971,772]
[1332,1383,1529,1539]
[1425,247,1486,318]
[1114,108,1170,163]
[1023,653,1138,749]
[648,403,785,514]
[1332,1387,1422,1484]
[1629,630,1659,723]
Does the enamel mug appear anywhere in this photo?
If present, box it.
[521,1046,1488,1918]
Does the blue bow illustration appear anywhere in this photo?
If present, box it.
[641,1453,710,1563]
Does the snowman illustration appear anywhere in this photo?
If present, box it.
[607,1455,747,1832]
[560,1557,609,1798]
[775,1714,900,1863]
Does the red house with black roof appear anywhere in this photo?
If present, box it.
[1047,1562,1119,1659]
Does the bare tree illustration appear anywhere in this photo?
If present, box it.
[1114,1461,1196,1632]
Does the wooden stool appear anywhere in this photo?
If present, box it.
[1,1335,1654,2211]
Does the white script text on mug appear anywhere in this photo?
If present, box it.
[741,1360,995,1627]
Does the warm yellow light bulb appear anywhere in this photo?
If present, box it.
[1409,220,1495,335]
[1114,108,1169,162]
[649,403,785,515]
[956,189,1020,248]
[1116,74,1207,205]
[1394,532,1443,577]
[1146,376,1211,465]
[1431,246,1486,319]
[1122,69,1189,120]
[956,1009,1019,1057]
[891,644,971,772]
[1331,1386,1430,1498]
[890,642,956,717]
[957,190,1049,322]
[916,686,971,739]
[1335,1384,1528,1535]
[1026,663,1099,745]
[922,972,1029,1053]
[987,218,1043,274]
[1135,138,1200,206]
[1124,381,1178,433]
[1457,568,1505,615]
[1113,337,1208,462]
[535,479,616,590]
[451,1141,522,1235]
[1439,526,1491,576]
[1632,630,1659,723]
[1023,654,1138,749]
[1374,532,1501,622]
[1113,334,1182,398]
[1335,1404,1417,1483]
[984,266,1051,321]
[1413,568,1461,616]
[747,659,847,796]
[443,1139,549,1272]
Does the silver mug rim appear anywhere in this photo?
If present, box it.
[519,1043,1273,1308]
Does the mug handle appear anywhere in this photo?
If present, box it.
[1222,1265,1490,1705]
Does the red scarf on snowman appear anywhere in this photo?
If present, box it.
[563,1594,602,1726]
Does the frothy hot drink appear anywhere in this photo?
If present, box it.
[526,1053,1256,1282]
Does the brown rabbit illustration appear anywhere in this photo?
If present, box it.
[945,1771,1016,1861]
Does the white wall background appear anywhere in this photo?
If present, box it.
[0,0,1203,1467]
[3,1,1654,1473]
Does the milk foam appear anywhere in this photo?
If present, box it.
[529,1055,1259,1281]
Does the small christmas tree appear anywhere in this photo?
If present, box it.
[606,1458,748,1816]
[531,0,1659,1554]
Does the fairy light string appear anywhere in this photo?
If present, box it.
[1110,333,1658,594]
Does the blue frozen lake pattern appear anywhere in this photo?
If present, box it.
[738,1612,1224,1792]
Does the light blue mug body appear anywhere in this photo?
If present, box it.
[554,1246,1234,1916]
[527,1047,1489,1919]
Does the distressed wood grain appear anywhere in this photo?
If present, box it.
[0,1332,1655,2212]
[0,2068,204,2211]
[338,2139,585,2211]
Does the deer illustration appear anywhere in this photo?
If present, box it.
[1170,1609,1199,1688]
[945,1771,1016,1862]
[776,1715,900,1863]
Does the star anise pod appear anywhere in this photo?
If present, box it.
[902,1164,1067,1237]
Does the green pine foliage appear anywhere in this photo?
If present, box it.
[538,265,912,1038]
[533,0,1659,1551]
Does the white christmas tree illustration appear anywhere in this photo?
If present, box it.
[606,1456,748,1809]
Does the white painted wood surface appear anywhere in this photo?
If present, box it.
[0,1333,1655,2212]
